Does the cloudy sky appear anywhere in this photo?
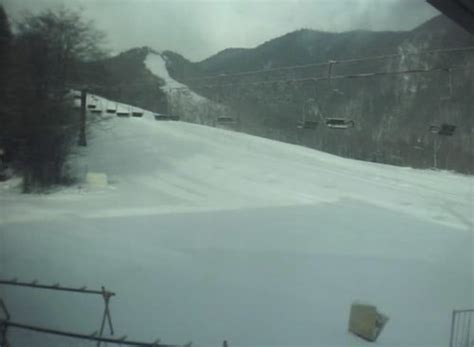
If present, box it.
[2,0,439,61]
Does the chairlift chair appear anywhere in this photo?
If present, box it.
[318,62,355,130]
[298,97,320,130]
[429,123,456,136]
[326,118,355,129]
[217,116,236,124]
[298,120,319,130]
[132,109,144,117]
[116,111,130,117]
[430,71,457,137]
[429,125,441,134]
[216,116,238,129]
[117,104,133,117]
[154,113,171,121]
[106,103,117,114]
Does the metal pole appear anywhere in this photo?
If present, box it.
[0,279,115,297]
[97,303,108,347]
[327,60,335,81]
[466,312,472,347]
[1,320,178,347]
[78,88,88,146]
[97,287,115,347]
[450,310,456,347]
[463,312,470,347]
[0,320,9,347]
[0,299,10,321]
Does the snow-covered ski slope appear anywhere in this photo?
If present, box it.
[144,52,227,125]
[145,52,204,102]
[2,98,472,229]
[0,95,473,347]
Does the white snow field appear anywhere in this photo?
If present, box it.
[145,52,204,102]
[0,94,473,347]
[144,52,228,126]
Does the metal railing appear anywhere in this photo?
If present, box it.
[0,277,190,347]
[450,309,474,347]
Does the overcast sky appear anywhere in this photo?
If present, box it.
[2,0,439,61]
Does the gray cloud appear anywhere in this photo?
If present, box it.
[2,0,439,61]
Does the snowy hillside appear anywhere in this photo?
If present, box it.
[0,96,472,347]
[145,52,228,125]
[145,52,204,101]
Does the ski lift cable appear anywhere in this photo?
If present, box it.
[181,45,474,83]
[5,60,472,94]
[193,64,471,90]
[5,45,474,95]
[5,64,471,104]
[58,47,474,91]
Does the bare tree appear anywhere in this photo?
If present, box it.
[17,7,107,86]
[10,6,107,191]
[0,4,22,173]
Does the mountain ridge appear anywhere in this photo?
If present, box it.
[72,14,474,174]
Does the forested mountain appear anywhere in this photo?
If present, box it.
[71,47,169,114]
[162,15,474,173]
[179,15,472,75]
[71,14,474,174]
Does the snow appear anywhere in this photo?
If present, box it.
[0,95,473,347]
[145,52,206,103]
[144,52,228,126]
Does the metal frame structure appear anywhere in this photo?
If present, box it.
[450,309,474,347]
[0,278,116,296]
[0,278,187,347]
[0,278,115,347]
[0,320,186,347]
